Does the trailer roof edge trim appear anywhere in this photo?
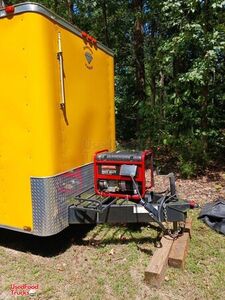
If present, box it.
[0,1,114,57]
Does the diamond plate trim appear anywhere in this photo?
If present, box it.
[31,163,93,236]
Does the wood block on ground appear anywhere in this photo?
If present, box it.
[184,218,192,235]
[168,218,192,269]
[145,235,173,288]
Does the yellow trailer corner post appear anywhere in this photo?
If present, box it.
[0,2,115,236]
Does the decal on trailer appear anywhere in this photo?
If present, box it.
[83,46,93,70]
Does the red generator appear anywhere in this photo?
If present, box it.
[94,150,154,201]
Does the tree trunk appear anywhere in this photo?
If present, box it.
[133,0,146,103]
[159,72,164,102]
[0,1,5,8]
[66,0,74,24]
[150,75,156,106]
[132,0,146,135]
[54,0,59,13]
[101,0,110,47]
[201,84,209,154]
[149,18,156,107]
[201,0,210,154]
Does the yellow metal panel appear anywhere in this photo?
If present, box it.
[54,23,115,171]
[0,13,53,230]
[0,11,115,231]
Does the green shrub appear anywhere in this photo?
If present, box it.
[178,157,197,178]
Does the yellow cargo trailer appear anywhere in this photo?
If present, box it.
[0,2,115,236]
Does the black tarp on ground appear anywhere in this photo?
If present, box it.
[198,198,225,235]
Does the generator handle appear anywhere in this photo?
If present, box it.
[95,149,109,156]
[141,149,154,189]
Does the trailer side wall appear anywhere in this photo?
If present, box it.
[0,5,115,235]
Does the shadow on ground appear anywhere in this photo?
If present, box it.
[0,224,94,257]
[0,223,161,257]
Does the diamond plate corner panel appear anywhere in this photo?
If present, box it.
[31,163,93,236]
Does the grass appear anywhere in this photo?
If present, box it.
[166,210,225,299]
[0,210,224,300]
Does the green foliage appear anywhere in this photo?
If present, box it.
[179,158,197,179]
[141,0,225,172]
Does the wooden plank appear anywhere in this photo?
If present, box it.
[184,218,192,235]
[145,235,173,287]
[168,218,192,269]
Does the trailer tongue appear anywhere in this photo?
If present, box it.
[69,149,195,238]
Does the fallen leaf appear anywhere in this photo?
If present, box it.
[109,249,115,256]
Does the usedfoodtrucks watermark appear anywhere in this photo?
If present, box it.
[11,284,39,297]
